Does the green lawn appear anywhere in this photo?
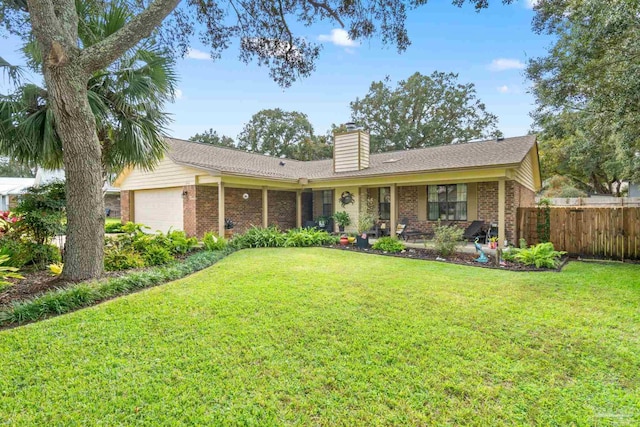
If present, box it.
[1,249,639,426]
[105,217,122,225]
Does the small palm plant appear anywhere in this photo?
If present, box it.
[0,255,24,292]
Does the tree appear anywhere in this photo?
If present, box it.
[527,0,640,188]
[0,158,34,177]
[189,129,235,148]
[0,0,512,280]
[237,108,327,159]
[350,72,502,152]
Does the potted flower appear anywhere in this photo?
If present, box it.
[489,236,498,249]
[224,218,234,239]
[333,211,351,233]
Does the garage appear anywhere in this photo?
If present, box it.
[134,187,184,233]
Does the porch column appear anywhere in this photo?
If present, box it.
[262,187,268,228]
[296,190,302,228]
[390,184,397,237]
[498,179,506,248]
[218,182,225,236]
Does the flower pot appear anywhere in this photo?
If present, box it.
[347,236,356,244]
[340,236,349,246]
[356,234,369,249]
[338,225,345,233]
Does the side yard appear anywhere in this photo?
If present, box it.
[0,248,638,425]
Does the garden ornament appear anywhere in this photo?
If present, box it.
[339,191,355,207]
[474,237,488,263]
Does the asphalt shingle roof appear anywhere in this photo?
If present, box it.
[166,134,536,182]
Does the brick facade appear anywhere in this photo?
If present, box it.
[121,190,132,223]
[506,180,536,243]
[268,190,297,229]
[225,187,262,233]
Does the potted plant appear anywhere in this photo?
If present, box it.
[489,236,498,249]
[224,218,234,239]
[347,234,356,244]
[333,211,351,233]
[316,215,330,229]
[339,234,349,246]
[356,197,376,249]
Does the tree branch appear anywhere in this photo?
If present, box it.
[79,0,180,74]
[25,0,58,48]
[306,0,344,27]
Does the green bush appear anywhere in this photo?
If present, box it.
[283,228,337,247]
[203,232,227,251]
[233,226,285,249]
[514,242,566,268]
[0,254,23,293]
[501,247,520,262]
[141,245,174,266]
[0,249,233,326]
[372,237,406,253]
[104,248,146,271]
[0,238,60,269]
[25,242,61,269]
[14,181,66,245]
[105,222,124,233]
[165,230,198,254]
[432,221,464,257]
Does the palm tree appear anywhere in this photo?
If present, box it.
[0,1,176,181]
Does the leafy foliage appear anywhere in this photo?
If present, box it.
[333,211,351,228]
[231,226,286,249]
[105,222,124,233]
[283,228,337,247]
[357,197,376,234]
[48,263,63,276]
[13,181,65,245]
[203,232,228,251]
[514,243,566,269]
[141,245,174,267]
[536,198,551,244]
[189,129,235,148]
[432,221,464,257]
[0,254,23,292]
[104,248,145,271]
[372,237,405,253]
[350,72,501,152]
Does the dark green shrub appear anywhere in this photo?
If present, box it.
[0,238,30,268]
[25,243,61,269]
[514,242,566,268]
[283,228,336,247]
[432,221,464,257]
[13,181,66,245]
[165,230,198,254]
[105,222,124,233]
[141,245,174,266]
[372,237,405,252]
[0,238,60,269]
[203,232,227,251]
[104,248,145,271]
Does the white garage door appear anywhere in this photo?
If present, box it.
[134,188,184,233]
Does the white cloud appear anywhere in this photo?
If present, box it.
[186,48,210,60]
[525,0,540,9]
[318,29,359,48]
[497,85,510,93]
[174,89,183,100]
[488,58,526,71]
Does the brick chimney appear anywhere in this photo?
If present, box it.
[333,122,370,173]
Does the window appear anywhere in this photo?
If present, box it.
[378,187,391,220]
[428,184,467,221]
[322,190,333,217]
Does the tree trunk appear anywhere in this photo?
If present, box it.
[43,62,104,281]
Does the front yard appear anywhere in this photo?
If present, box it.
[0,248,638,425]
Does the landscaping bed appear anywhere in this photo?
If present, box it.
[328,243,570,272]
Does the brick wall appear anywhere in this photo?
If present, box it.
[225,187,262,233]
[506,181,536,243]
[121,190,132,223]
[477,182,499,223]
[268,190,296,229]
[196,186,218,238]
[104,194,121,217]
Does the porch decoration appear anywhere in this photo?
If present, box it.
[489,236,498,249]
[224,218,234,239]
[356,197,376,249]
[333,211,351,232]
[340,235,349,246]
[473,237,488,263]
[339,191,355,208]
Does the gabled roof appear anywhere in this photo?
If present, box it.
[165,134,537,181]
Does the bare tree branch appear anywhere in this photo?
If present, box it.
[79,0,180,74]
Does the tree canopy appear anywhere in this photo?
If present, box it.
[188,129,235,148]
[349,72,502,152]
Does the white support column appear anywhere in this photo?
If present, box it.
[498,179,506,248]
[218,182,225,237]
[262,187,268,228]
[390,184,397,237]
[296,190,302,228]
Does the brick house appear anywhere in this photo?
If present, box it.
[115,130,541,247]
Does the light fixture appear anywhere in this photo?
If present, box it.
[243,193,249,200]
[182,190,188,198]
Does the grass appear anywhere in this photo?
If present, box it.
[105,217,121,225]
[0,248,639,425]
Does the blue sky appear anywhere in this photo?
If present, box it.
[1,0,552,141]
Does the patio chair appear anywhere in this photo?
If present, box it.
[462,220,487,242]
[395,219,408,240]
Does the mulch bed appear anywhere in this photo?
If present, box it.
[327,244,570,272]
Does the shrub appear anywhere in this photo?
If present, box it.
[26,242,62,269]
[372,237,405,253]
[105,222,124,233]
[0,239,61,269]
[432,221,464,257]
[165,230,198,254]
[13,181,66,244]
[283,228,337,247]
[0,254,23,292]
[514,242,566,269]
[333,211,351,229]
[141,245,174,266]
[104,248,146,271]
[203,232,227,251]
[233,226,285,248]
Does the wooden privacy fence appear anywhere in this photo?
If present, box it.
[517,207,640,260]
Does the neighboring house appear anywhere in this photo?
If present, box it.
[630,182,640,198]
[0,177,36,211]
[114,130,541,247]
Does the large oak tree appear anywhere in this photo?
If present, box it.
[0,0,512,280]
